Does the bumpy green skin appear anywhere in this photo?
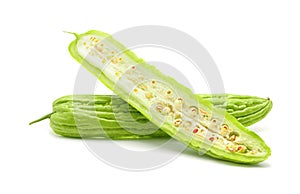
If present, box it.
[201,94,273,126]
[50,95,168,139]
[66,30,271,164]
[31,94,272,139]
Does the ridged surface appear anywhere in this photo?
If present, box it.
[201,94,273,125]
[49,94,272,138]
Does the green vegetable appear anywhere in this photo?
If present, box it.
[31,95,169,139]
[201,94,273,126]
[64,30,271,164]
[30,94,272,140]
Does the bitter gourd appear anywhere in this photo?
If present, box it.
[65,30,271,164]
[201,94,273,126]
[30,94,272,139]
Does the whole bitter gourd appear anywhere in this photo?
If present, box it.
[30,94,272,140]
[65,30,271,164]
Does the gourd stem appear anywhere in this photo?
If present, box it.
[63,31,79,38]
[29,112,54,125]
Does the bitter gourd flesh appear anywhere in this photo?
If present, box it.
[62,30,271,164]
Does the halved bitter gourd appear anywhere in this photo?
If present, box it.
[67,30,271,164]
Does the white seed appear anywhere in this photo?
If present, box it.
[226,146,235,152]
[162,107,171,115]
[174,119,182,127]
[174,97,183,110]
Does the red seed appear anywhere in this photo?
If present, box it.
[193,128,199,133]
[209,137,215,142]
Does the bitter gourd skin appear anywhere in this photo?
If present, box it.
[197,94,272,126]
[30,94,272,139]
[66,30,271,164]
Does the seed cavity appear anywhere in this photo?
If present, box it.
[174,112,182,119]
[174,97,183,110]
[212,119,217,123]
[229,135,237,141]
[138,75,144,81]
[174,119,182,127]
[229,131,239,140]
[249,150,257,154]
[189,106,198,116]
[145,92,153,99]
[237,145,246,153]
[93,50,251,155]
[199,109,207,115]
[183,121,192,130]
[162,107,171,115]
[115,71,121,77]
[193,128,199,134]
[139,84,148,91]
[217,137,224,144]
[226,146,235,152]
[201,114,209,120]
[156,105,163,112]
[111,58,117,64]
[95,45,103,53]
[221,124,229,135]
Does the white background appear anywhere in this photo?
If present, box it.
[1,0,299,193]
